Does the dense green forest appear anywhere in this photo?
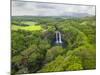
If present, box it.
[11,16,96,74]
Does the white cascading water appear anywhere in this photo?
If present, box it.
[55,31,62,44]
[58,32,62,43]
[56,31,59,44]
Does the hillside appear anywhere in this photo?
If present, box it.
[11,16,96,74]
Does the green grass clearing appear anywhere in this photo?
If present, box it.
[12,25,43,31]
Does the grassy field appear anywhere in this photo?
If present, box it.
[12,25,42,31]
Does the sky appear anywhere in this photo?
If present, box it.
[12,0,96,16]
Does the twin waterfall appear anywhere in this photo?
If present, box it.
[55,31,63,44]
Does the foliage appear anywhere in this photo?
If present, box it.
[11,16,96,74]
[39,55,83,72]
[45,46,65,62]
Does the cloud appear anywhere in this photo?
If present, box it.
[12,1,95,16]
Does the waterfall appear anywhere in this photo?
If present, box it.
[58,32,62,43]
[56,31,59,44]
[55,31,62,44]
